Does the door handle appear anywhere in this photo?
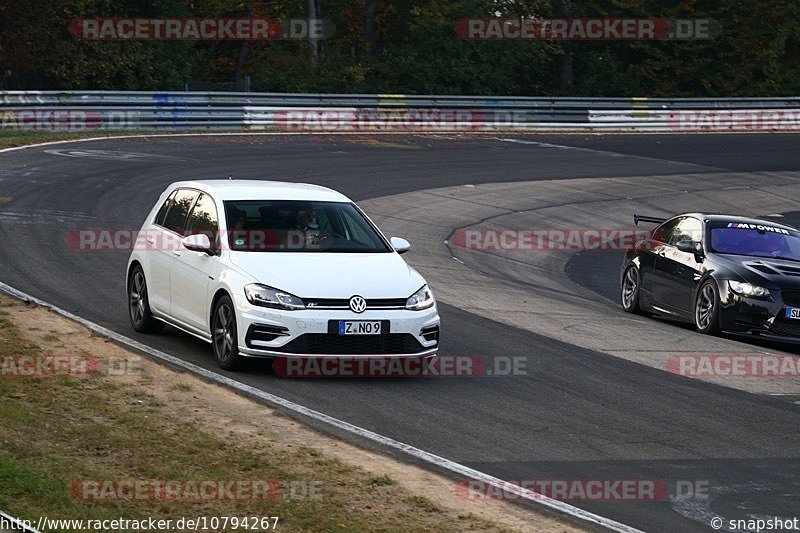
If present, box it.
[657,250,666,257]
[173,250,182,257]
[146,237,155,244]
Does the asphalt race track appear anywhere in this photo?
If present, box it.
[2,133,800,532]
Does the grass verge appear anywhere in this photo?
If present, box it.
[0,295,577,532]
[0,131,154,150]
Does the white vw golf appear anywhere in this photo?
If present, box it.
[127,180,440,370]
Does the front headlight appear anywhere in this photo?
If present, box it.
[728,280,771,298]
[244,284,305,310]
[406,285,435,311]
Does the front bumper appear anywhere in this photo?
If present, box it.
[719,287,800,340]
[234,296,440,358]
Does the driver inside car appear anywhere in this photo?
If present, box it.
[289,207,322,248]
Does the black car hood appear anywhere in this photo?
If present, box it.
[713,253,800,290]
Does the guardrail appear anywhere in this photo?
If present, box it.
[1,91,799,132]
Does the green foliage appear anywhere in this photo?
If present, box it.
[567,0,800,96]
[0,0,798,95]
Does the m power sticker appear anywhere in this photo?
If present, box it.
[726,223,791,234]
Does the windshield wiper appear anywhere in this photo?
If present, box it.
[745,254,800,263]
[769,255,800,263]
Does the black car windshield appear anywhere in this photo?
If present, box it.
[223,200,391,253]
[709,221,800,261]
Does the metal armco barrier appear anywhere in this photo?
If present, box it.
[1,91,800,132]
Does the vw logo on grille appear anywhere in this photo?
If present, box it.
[349,295,367,313]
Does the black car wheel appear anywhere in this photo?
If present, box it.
[694,280,721,334]
[128,266,164,334]
[621,265,646,314]
[212,295,243,371]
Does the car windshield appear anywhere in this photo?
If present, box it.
[223,200,391,253]
[709,222,800,261]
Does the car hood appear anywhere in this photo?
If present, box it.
[228,251,426,299]
[715,254,800,290]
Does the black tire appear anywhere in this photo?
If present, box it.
[621,265,646,315]
[694,280,721,335]
[128,266,165,334]
[212,295,243,371]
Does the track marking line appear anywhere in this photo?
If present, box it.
[493,137,713,168]
[0,280,642,533]
[2,129,797,156]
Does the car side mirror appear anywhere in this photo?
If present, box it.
[182,233,214,255]
[390,237,411,254]
[676,239,703,256]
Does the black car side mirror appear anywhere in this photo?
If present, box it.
[676,239,703,257]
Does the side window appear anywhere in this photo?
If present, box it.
[652,218,682,244]
[154,190,177,226]
[340,209,382,248]
[670,217,702,245]
[185,193,219,246]
[162,189,199,235]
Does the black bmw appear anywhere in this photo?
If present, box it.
[621,213,800,340]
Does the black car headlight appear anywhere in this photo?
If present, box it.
[244,284,305,310]
[406,285,435,311]
[728,280,771,298]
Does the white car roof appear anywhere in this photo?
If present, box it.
[168,179,351,202]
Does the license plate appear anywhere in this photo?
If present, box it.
[338,321,382,335]
[786,308,800,320]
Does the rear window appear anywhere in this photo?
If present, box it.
[162,189,199,235]
[154,190,177,227]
